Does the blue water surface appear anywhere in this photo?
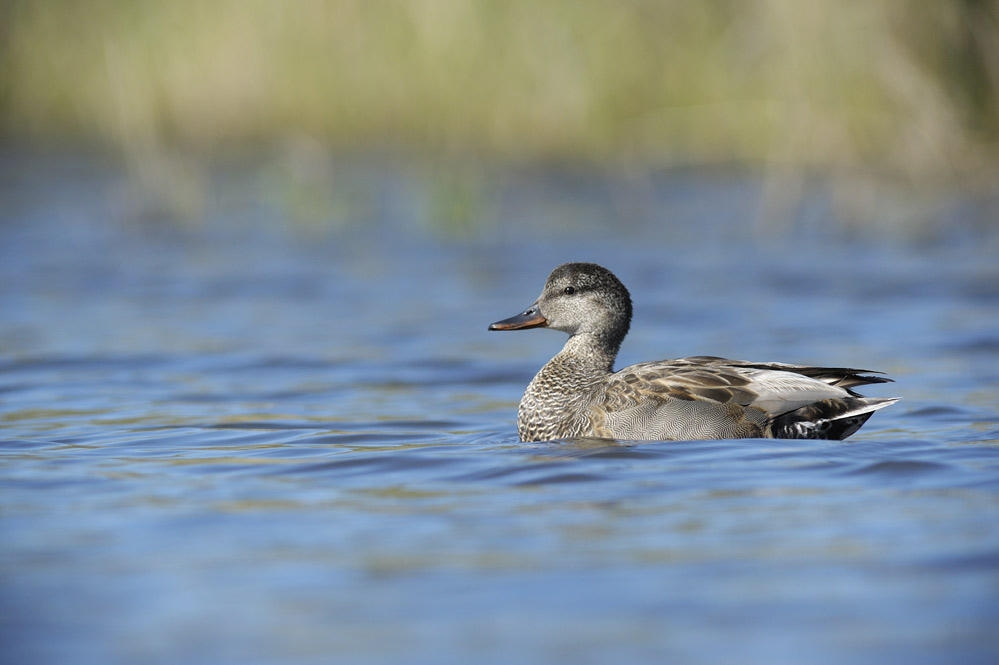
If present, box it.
[1,153,998,665]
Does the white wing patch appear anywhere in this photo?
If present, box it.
[741,369,850,415]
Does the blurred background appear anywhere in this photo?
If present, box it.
[2,0,997,238]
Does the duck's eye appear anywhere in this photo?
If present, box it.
[564,286,575,295]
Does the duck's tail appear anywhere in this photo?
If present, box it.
[770,396,900,440]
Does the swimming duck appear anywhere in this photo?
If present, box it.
[489,262,898,442]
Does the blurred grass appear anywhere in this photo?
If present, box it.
[1,1,997,232]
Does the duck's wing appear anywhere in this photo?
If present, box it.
[595,357,897,440]
[603,357,857,413]
[678,356,893,390]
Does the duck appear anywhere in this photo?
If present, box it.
[489,262,898,443]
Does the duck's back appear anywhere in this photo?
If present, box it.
[585,356,896,441]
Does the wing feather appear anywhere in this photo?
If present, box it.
[601,357,877,417]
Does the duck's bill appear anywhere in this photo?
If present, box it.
[488,306,547,330]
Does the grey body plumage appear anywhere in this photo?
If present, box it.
[489,262,898,443]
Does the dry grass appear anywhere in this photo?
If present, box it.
[1,1,996,232]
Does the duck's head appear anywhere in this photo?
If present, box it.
[489,262,632,348]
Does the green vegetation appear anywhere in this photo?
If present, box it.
[2,1,995,175]
[2,0,997,241]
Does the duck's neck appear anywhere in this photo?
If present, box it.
[528,333,619,399]
[556,333,619,375]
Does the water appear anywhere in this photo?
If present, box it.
[2,153,998,665]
